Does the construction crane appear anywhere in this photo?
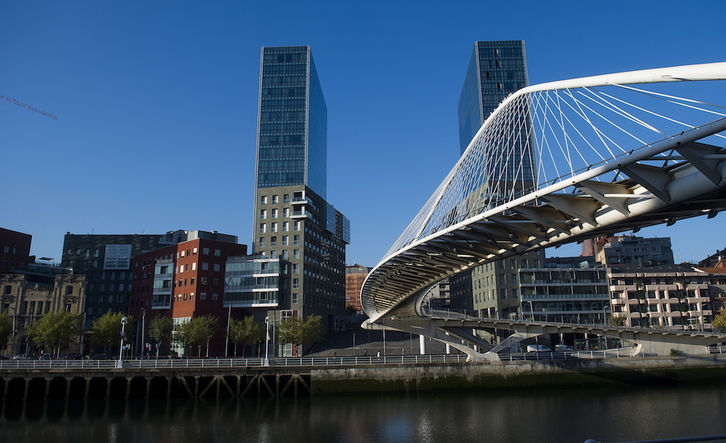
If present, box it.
[1,93,57,119]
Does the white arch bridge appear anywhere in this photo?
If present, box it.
[360,62,726,360]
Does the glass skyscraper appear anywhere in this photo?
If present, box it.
[451,41,544,321]
[252,46,349,340]
[256,46,327,199]
[458,40,530,155]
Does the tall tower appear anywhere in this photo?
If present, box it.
[458,40,530,155]
[452,41,543,320]
[253,46,350,334]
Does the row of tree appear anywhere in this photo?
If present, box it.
[0,310,325,357]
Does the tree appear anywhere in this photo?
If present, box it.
[148,315,173,358]
[278,314,324,356]
[609,314,627,327]
[176,314,218,357]
[712,309,726,332]
[0,311,12,349]
[27,311,83,356]
[229,316,264,357]
[91,312,134,352]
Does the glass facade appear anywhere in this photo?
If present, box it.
[458,41,530,154]
[224,257,287,308]
[251,46,349,333]
[256,46,327,199]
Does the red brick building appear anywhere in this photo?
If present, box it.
[130,235,247,357]
[345,264,370,312]
[0,228,32,273]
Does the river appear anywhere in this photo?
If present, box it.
[2,382,726,443]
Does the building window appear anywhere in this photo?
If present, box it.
[214,249,221,257]
[258,237,266,247]
[293,278,299,289]
[292,293,298,303]
[212,293,219,301]
[272,195,278,204]
[282,221,289,232]
[283,208,290,217]
[272,209,278,218]
[294,221,301,231]
[294,235,300,245]
[271,223,278,232]
[200,292,207,300]
[282,235,288,246]
[203,248,210,255]
[260,196,267,205]
[213,264,221,272]
[260,223,266,233]
[294,249,300,259]
[270,236,277,246]
[283,194,290,203]
[202,263,209,271]
[260,209,267,219]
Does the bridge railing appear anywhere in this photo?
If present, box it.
[0,354,472,370]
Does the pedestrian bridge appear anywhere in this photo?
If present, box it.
[360,63,726,359]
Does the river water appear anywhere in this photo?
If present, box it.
[2,382,726,443]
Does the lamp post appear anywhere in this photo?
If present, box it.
[264,316,270,366]
[9,307,16,356]
[117,317,128,368]
[225,305,231,358]
[141,308,146,359]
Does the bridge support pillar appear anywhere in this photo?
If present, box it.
[419,335,426,355]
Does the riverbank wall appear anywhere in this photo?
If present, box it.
[311,355,726,394]
[2,355,726,400]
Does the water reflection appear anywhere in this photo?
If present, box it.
[2,383,726,443]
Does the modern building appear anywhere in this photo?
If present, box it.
[61,233,169,327]
[345,264,370,312]
[252,46,350,333]
[519,257,609,324]
[128,232,248,357]
[0,227,32,274]
[596,235,674,267]
[458,40,532,158]
[608,264,713,329]
[450,40,541,319]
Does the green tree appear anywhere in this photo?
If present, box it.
[609,314,627,327]
[278,315,324,356]
[27,311,83,356]
[176,314,218,357]
[712,309,726,332]
[91,312,134,352]
[0,311,12,349]
[229,316,264,357]
[148,315,174,358]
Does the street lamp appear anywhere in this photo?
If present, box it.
[9,307,16,355]
[140,308,146,359]
[264,316,270,366]
[603,304,611,326]
[117,316,128,368]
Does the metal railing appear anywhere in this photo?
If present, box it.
[0,354,471,370]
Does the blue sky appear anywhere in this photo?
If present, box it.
[2,0,725,267]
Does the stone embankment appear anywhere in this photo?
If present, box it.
[311,355,726,394]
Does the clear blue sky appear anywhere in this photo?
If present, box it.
[2,0,725,267]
